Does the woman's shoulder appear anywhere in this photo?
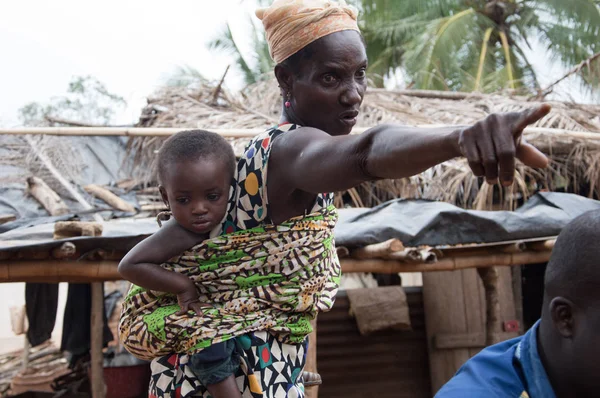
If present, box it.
[241,124,299,160]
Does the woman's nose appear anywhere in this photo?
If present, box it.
[340,82,362,106]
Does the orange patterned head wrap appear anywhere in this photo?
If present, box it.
[256,0,360,64]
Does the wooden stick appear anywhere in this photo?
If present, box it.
[90,282,105,398]
[26,176,69,216]
[351,238,404,259]
[25,136,104,223]
[305,318,319,398]
[477,267,501,346]
[0,214,17,224]
[84,184,136,213]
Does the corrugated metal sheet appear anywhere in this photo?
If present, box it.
[317,287,431,398]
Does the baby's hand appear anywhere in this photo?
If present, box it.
[175,280,213,316]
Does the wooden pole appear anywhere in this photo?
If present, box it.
[304,318,320,398]
[477,267,501,346]
[340,250,552,273]
[90,282,105,398]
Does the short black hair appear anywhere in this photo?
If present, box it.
[157,129,235,185]
[544,210,600,306]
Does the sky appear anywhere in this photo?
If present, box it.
[0,0,261,127]
[0,0,597,128]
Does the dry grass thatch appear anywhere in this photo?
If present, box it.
[128,77,600,210]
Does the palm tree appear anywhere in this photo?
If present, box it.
[208,0,274,85]
[359,0,600,93]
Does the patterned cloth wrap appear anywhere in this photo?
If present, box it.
[119,205,340,360]
[119,125,340,397]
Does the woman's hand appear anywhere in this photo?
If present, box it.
[455,104,551,186]
[176,279,213,316]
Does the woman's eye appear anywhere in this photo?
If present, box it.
[356,68,367,79]
[322,74,337,84]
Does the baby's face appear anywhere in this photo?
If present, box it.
[159,157,232,235]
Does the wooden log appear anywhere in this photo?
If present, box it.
[335,246,350,258]
[53,221,102,240]
[24,136,103,223]
[84,184,136,213]
[477,267,501,346]
[386,248,422,262]
[0,214,17,224]
[26,177,69,216]
[90,282,106,398]
[347,286,411,335]
[528,239,556,251]
[52,242,77,259]
[501,242,525,254]
[351,238,405,259]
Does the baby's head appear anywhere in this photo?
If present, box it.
[157,130,235,234]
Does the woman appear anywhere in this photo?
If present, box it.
[147,0,550,396]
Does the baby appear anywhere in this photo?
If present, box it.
[118,130,241,398]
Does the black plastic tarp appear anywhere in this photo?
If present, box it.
[334,192,600,247]
[2,192,600,252]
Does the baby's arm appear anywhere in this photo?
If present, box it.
[118,218,209,314]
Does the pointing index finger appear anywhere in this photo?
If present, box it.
[514,104,551,133]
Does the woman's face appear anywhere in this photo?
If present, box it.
[281,30,368,136]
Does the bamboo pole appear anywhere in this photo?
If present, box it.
[340,250,552,273]
[0,249,553,283]
[2,127,263,137]
[1,126,599,141]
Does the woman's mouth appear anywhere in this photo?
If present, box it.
[339,110,359,128]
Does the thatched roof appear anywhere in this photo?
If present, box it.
[132,78,600,210]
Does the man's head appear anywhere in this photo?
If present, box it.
[157,130,235,234]
[540,210,600,395]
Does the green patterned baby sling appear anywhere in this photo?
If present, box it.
[119,205,340,361]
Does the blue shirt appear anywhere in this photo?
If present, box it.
[435,321,555,398]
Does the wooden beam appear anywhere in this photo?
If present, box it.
[0,248,553,283]
[340,250,552,273]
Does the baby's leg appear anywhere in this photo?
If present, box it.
[188,339,242,398]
